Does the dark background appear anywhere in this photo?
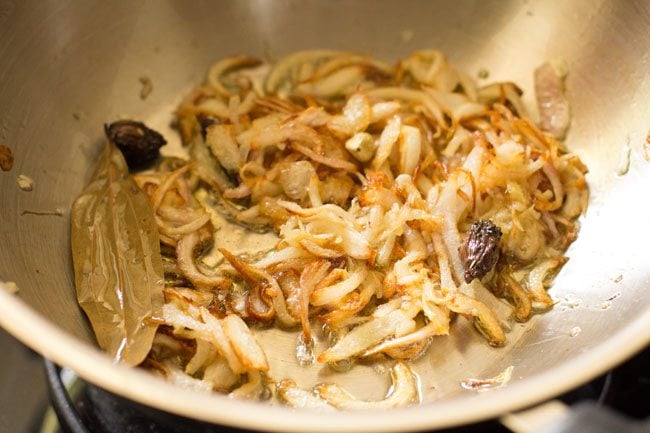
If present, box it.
[0,329,47,433]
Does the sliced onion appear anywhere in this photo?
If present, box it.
[164,363,213,393]
[279,161,315,200]
[265,50,348,95]
[457,70,478,101]
[221,314,269,371]
[477,82,527,118]
[431,235,505,346]
[398,125,422,176]
[500,273,532,322]
[366,87,446,128]
[345,132,376,163]
[207,55,262,97]
[527,257,566,311]
[198,308,247,374]
[185,339,217,375]
[433,228,463,291]
[299,260,331,341]
[361,322,439,357]
[277,380,335,411]
[450,292,505,346]
[176,232,228,288]
[190,134,234,192]
[536,162,565,212]
[244,122,324,153]
[291,143,358,172]
[370,101,401,123]
[219,248,265,285]
[271,282,300,327]
[296,65,364,98]
[372,115,401,170]
[151,164,193,212]
[459,279,513,330]
[319,271,379,328]
[318,173,355,207]
[328,93,371,136]
[294,106,331,128]
[315,362,418,409]
[206,124,242,173]
[433,163,485,284]
[157,205,204,224]
[246,283,275,322]
[421,277,452,335]
[162,302,207,333]
[229,370,264,399]
[196,97,230,119]
[162,303,247,375]
[202,356,239,392]
[401,50,453,89]
[276,271,302,322]
[424,87,486,122]
[159,213,211,237]
[299,239,341,258]
[223,183,252,199]
[317,308,416,363]
[311,262,368,307]
[309,54,394,82]
[255,97,302,115]
[442,127,471,157]
[254,246,307,269]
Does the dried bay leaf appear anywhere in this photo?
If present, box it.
[71,142,164,365]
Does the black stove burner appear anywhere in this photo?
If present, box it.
[45,348,650,433]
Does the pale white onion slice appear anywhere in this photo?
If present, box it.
[202,357,239,392]
[159,213,211,237]
[207,55,261,97]
[277,380,336,411]
[370,101,401,123]
[366,87,446,128]
[398,125,422,176]
[185,339,216,375]
[164,363,214,393]
[328,93,372,136]
[345,132,376,163]
[199,308,248,374]
[361,322,440,357]
[527,257,566,311]
[372,115,402,170]
[296,66,364,98]
[229,371,264,399]
[317,308,416,363]
[176,232,228,288]
[279,161,315,200]
[310,262,368,307]
[265,50,348,94]
[442,127,471,157]
[221,314,270,372]
[315,362,418,410]
[161,303,247,375]
[206,124,242,173]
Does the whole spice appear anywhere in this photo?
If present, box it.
[460,220,502,283]
[104,120,166,169]
[71,140,164,365]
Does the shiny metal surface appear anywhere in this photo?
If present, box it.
[0,0,649,431]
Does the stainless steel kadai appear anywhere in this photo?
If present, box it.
[0,1,648,431]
